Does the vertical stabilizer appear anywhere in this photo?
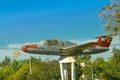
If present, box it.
[97,36,112,47]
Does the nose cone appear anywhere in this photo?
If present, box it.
[21,44,38,52]
[22,46,27,52]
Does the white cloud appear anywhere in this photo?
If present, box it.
[79,39,96,44]
[0,42,30,61]
[7,42,38,49]
[70,39,96,44]
[7,44,23,49]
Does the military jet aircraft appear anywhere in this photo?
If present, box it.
[22,35,112,56]
[21,34,115,80]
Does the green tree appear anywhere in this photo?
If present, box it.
[0,56,11,66]
[75,54,92,80]
[98,0,120,79]
[0,66,13,80]
[107,48,120,79]
[8,64,29,80]
[93,57,106,79]
[28,60,60,80]
[92,48,120,80]
[99,0,120,33]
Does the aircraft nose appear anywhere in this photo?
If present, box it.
[21,44,38,52]
[22,46,27,52]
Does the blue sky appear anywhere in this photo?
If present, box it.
[0,0,113,60]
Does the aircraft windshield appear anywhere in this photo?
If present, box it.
[40,41,47,46]
[46,40,59,46]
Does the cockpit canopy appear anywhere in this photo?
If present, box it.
[39,40,75,47]
[46,40,59,46]
[40,40,62,46]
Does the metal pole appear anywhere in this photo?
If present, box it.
[29,56,32,74]
[64,64,68,80]
[60,62,64,80]
[59,56,75,80]
[91,67,93,80]
[71,62,75,80]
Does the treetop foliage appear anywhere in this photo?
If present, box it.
[99,0,120,34]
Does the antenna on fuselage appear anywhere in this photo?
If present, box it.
[72,39,77,44]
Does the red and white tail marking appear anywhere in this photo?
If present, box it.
[97,36,112,47]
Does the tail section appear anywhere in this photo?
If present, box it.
[97,36,112,47]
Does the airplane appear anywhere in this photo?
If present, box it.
[0,34,116,80]
[21,35,113,56]
[21,34,115,80]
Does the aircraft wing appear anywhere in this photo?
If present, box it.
[61,42,100,53]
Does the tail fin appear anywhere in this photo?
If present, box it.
[97,36,112,47]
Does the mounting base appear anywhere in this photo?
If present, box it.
[59,56,76,80]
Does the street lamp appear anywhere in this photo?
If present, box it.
[81,63,94,80]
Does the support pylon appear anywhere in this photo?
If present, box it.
[59,56,76,80]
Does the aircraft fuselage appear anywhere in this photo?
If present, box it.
[22,40,109,56]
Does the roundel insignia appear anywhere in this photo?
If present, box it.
[101,38,105,42]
